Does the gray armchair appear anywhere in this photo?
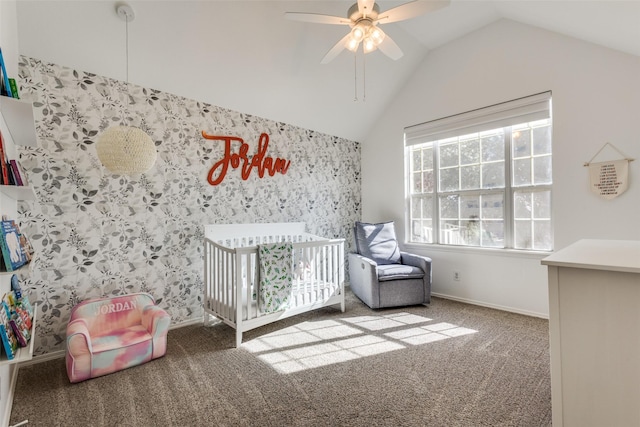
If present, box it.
[348,221,432,309]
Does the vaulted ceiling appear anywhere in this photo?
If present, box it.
[15,1,640,142]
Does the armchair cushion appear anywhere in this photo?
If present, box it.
[354,221,401,265]
[377,264,425,282]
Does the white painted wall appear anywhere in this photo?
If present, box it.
[362,19,640,318]
[0,0,18,77]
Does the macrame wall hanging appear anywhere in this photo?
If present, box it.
[584,142,635,200]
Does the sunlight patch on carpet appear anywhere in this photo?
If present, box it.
[385,322,477,345]
[244,312,478,374]
[342,312,433,331]
[242,320,362,353]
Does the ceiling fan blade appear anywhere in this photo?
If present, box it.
[321,33,352,64]
[357,0,376,17]
[376,0,451,24]
[284,12,350,25]
[377,33,404,60]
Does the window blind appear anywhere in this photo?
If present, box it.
[405,91,551,147]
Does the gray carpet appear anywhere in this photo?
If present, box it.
[10,290,551,426]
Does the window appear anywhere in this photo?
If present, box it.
[405,92,552,251]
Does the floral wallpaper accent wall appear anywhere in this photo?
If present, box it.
[16,57,361,355]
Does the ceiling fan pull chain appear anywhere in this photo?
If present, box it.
[363,49,366,102]
[354,53,358,102]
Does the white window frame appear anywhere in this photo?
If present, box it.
[404,92,553,252]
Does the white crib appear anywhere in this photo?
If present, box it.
[203,222,345,347]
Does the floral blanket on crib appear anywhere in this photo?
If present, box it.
[258,242,293,313]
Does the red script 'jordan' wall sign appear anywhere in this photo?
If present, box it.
[202,131,291,186]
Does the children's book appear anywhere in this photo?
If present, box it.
[11,274,22,299]
[5,161,14,185]
[19,233,33,262]
[9,313,29,347]
[0,131,9,185]
[0,296,18,359]
[18,294,34,327]
[9,160,23,186]
[0,48,12,98]
[16,305,32,330]
[3,292,16,310]
[0,220,28,271]
[0,324,16,359]
[8,78,19,99]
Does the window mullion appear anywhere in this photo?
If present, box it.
[504,126,514,248]
[433,143,441,244]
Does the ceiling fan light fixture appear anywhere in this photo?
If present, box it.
[368,26,385,45]
[363,38,377,53]
[346,37,360,52]
[351,25,366,42]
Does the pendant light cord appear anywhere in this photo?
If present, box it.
[125,14,130,83]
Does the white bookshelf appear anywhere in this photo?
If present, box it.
[0,95,39,366]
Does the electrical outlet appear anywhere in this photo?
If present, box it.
[453,271,461,281]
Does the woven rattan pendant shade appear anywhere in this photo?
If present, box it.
[97,3,157,176]
[96,126,157,175]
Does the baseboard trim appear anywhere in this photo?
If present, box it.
[18,350,65,366]
[431,292,549,319]
[169,318,203,330]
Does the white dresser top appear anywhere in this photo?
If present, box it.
[541,239,640,274]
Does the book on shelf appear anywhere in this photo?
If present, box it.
[9,277,33,329]
[11,273,22,299]
[19,232,34,263]
[8,78,19,99]
[13,276,33,332]
[19,160,28,186]
[0,130,9,185]
[0,129,28,187]
[0,324,17,359]
[0,47,13,98]
[0,295,17,359]
[6,297,29,347]
[16,219,33,264]
[5,161,15,185]
[0,218,33,270]
[9,159,23,185]
[0,286,34,358]
[0,219,28,271]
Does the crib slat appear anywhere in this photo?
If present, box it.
[248,253,253,319]
[223,249,229,320]
[204,239,211,323]
[235,251,243,326]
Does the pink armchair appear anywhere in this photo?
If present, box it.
[65,292,170,383]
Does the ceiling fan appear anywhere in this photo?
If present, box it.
[285,0,451,64]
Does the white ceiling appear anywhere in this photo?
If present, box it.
[15,1,640,142]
